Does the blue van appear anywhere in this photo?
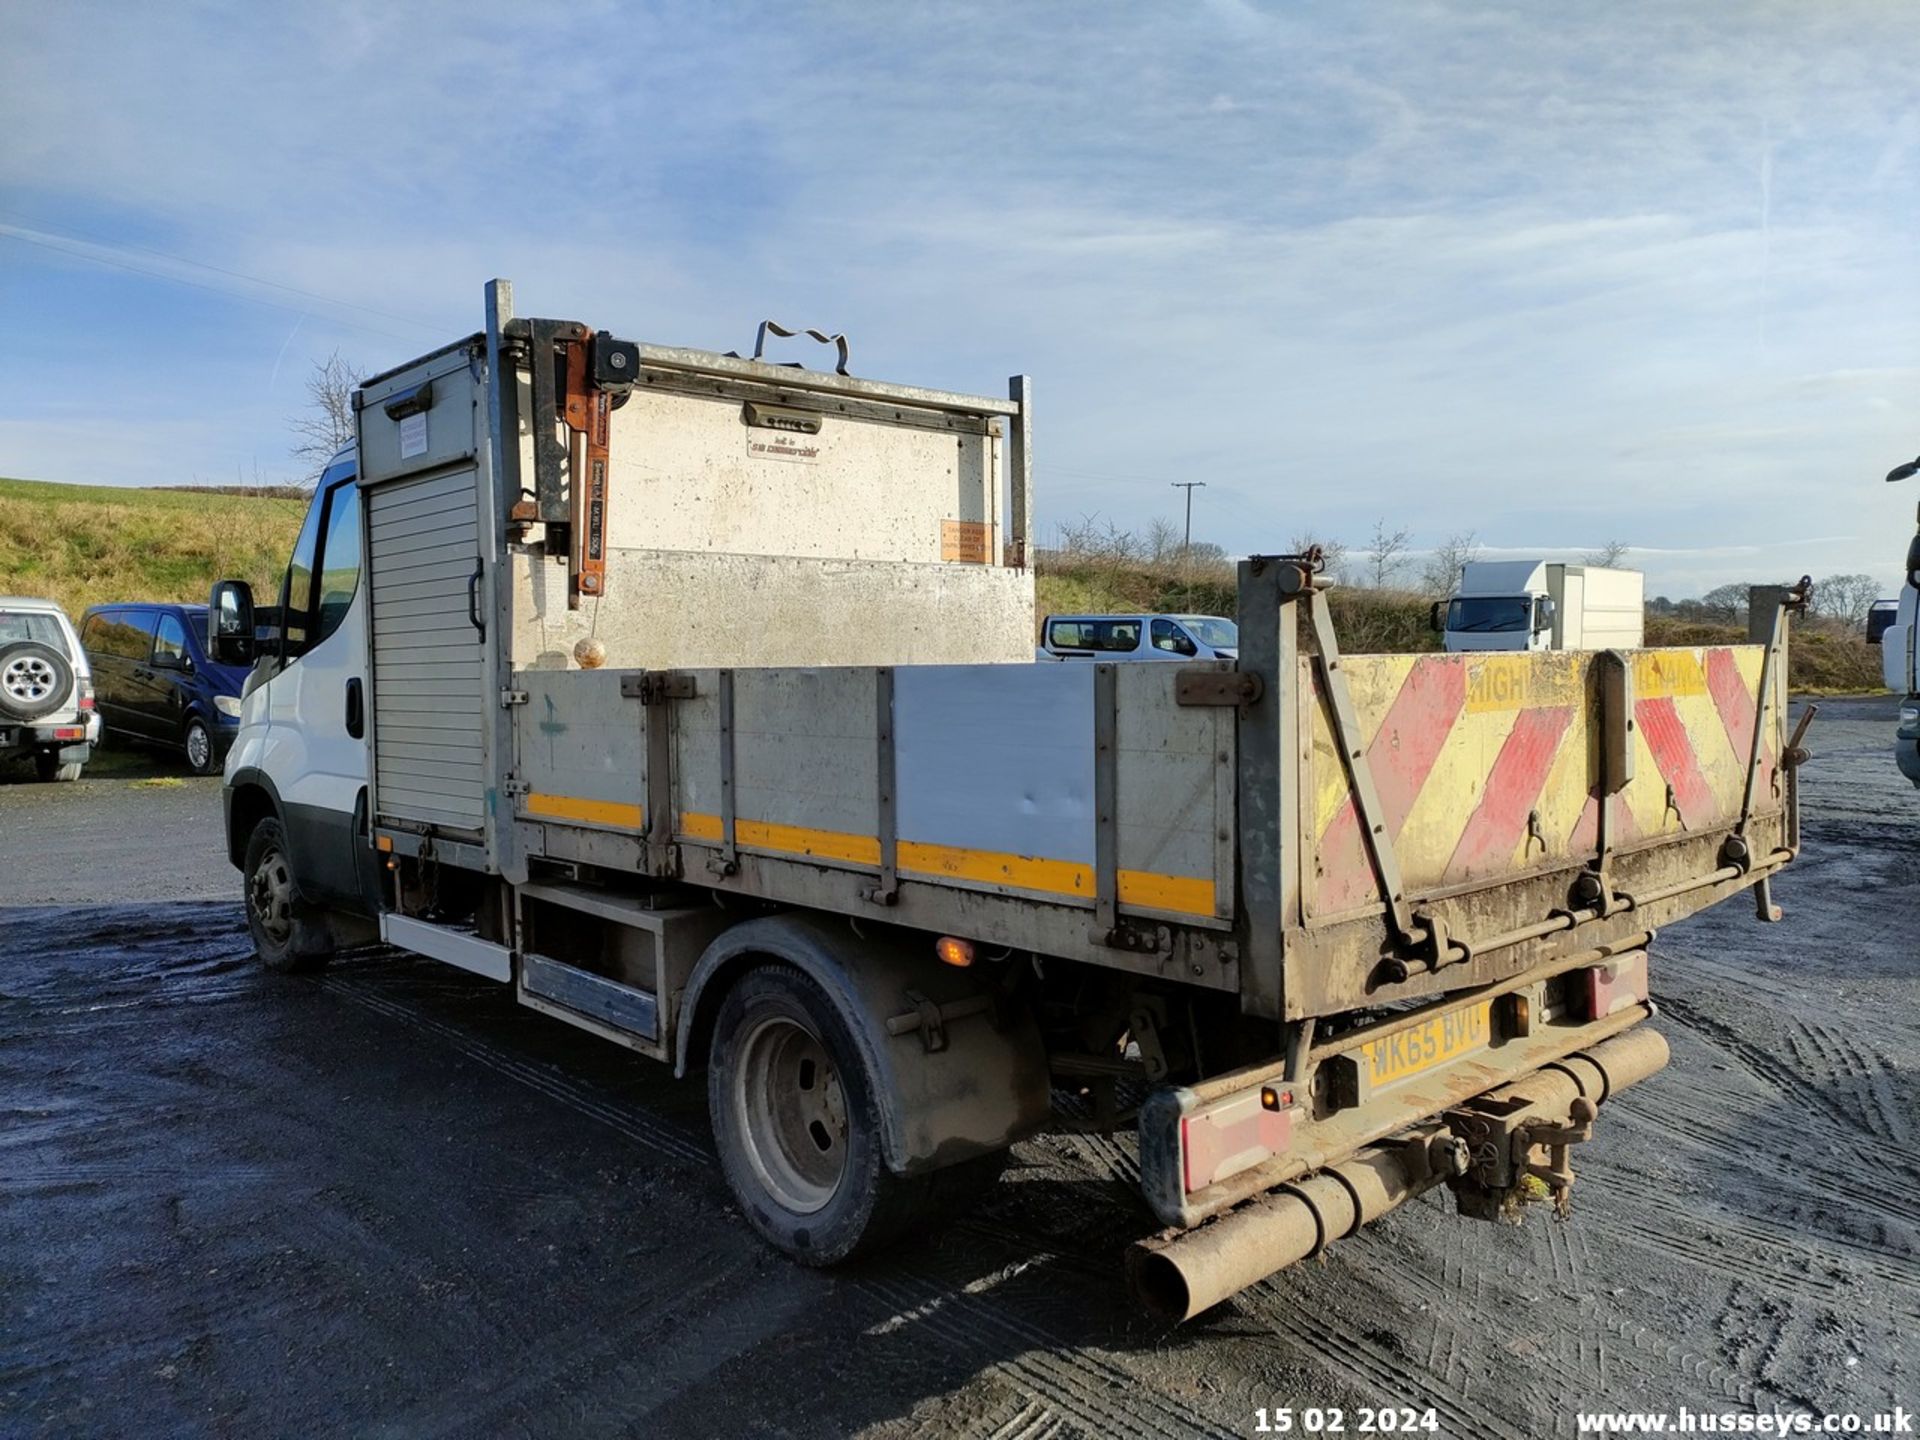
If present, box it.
[79,602,248,775]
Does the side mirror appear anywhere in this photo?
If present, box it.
[1428,601,1443,632]
[1535,598,1556,632]
[1886,456,1920,483]
[210,580,257,666]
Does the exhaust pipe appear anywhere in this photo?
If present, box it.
[1129,1025,1671,1322]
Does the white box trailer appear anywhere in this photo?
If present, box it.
[217,282,1805,1319]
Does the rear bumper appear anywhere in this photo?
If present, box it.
[0,715,99,756]
[1132,1024,1669,1320]
[1140,943,1654,1229]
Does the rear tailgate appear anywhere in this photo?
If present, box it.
[1305,644,1782,919]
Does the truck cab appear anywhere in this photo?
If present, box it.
[213,448,381,963]
[1877,504,1920,786]
[1439,561,1557,652]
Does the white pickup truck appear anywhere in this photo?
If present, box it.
[1438,561,1643,653]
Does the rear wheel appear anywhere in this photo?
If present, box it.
[33,753,82,782]
[707,965,1005,1264]
[243,817,332,973]
[182,716,219,776]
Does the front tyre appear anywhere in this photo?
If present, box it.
[243,817,332,973]
[183,716,220,776]
[707,965,930,1265]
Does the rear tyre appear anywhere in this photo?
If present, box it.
[243,817,332,974]
[182,717,220,776]
[33,753,82,782]
[709,965,937,1265]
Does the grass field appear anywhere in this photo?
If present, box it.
[0,477,305,618]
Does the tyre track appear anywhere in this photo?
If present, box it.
[319,967,1232,1440]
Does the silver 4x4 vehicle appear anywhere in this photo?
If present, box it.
[0,597,98,782]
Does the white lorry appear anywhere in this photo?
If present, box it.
[1879,457,1920,784]
[209,282,1803,1319]
[1437,561,1644,653]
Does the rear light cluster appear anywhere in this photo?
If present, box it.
[52,726,86,741]
[1583,952,1650,1020]
[78,677,95,711]
[1180,1083,1297,1194]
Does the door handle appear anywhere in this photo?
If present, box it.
[345,677,364,739]
[466,559,486,642]
[133,667,152,679]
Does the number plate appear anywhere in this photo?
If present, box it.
[1360,1000,1493,1088]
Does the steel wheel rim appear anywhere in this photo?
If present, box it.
[732,1014,848,1214]
[3,657,55,703]
[186,723,211,771]
[250,846,294,945]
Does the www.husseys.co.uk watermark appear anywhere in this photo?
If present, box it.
[1575,1407,1911,1435]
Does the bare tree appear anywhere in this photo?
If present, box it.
[1421,530,1482,598]
[1699,583,1749,622]
[1583,539,1631,568]
[1144,516,1183,567]
[1362,519,1413,589]
[1289,531,1349,585]
[1814,572,1881,630]
[290,350,361,486]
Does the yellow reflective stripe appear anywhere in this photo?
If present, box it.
[897,839,1091,898]
[1116,868,1216,917]
[524,792,644,828]
[675,811,1215,917]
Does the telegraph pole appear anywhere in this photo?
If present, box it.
[1171,481,1206,553]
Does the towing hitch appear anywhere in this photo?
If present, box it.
[1445,1022,1668,1222]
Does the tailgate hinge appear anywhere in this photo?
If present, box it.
[499,687,529,708]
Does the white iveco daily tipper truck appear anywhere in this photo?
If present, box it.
[1438,561,1644,653]
[213,282,1806,1319]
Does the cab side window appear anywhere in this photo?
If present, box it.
[281,491,325,656]
[153,614,188,667]
[1151,618,1197,655]
[98,611,157,660]
[313,482,361,647]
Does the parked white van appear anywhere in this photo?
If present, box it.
[1037,613,1238,662]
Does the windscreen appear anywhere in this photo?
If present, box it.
[0,611,64,647]
[1176,616,1238,649]
[1446,597,1532,634]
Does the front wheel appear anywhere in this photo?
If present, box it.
[183,717,220,776]
[243,817,331,973]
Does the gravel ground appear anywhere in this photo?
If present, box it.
[0,746,229,905]
[0,697,1914,1437]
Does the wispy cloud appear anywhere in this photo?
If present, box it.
[1,1,1917,596]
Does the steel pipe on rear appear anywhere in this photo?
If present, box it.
[1129,1024,1671,1322]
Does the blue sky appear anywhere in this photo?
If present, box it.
[3,1,1917,598]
